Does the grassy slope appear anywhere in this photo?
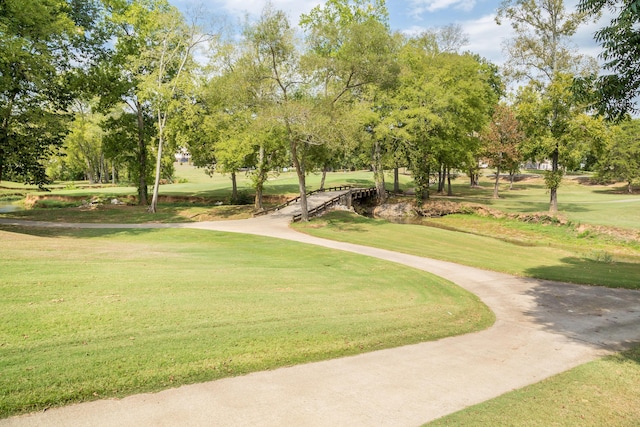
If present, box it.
[446,174,640,229]
[0,226,493,418]
[294,211,640,289]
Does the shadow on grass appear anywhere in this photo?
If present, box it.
[556,203,591,213]
[345,179,374,186]
[304,211,388,233]
[0,224,162,239]
[521,277,640,353]
[2,206,191,224]
[525,257,640,290]
[263,184,305,195]
[0,203,255,224]
[478,199,551,212]
[592,187,640,196]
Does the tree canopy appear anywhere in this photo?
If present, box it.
[0,0,104,186]
[5,0,638,215]
[498,0,599,213]
[578,0,640,119]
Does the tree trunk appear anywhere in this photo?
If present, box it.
[393,167,399,193]
[290,139,308,221]
[375,171,386,203]
[254,185,263,210]
[319,165,327,191]
[493,165,501,199]
[231,171,238,203]
[136,102,148,206]
[254,145,267,211]
[447,166,453,196]
[149,137,163,213]
[469,169,480,188]
[149,110,165,213]
[509,172,515,190]
[99,153,106,184]
[372,139,387,203]
[425,164,430,200]
[549,148,559,214]
[0,139,5,183]
[628,181,633,194]
[85,158,95,184]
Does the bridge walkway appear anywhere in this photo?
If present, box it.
[258,186,378,221]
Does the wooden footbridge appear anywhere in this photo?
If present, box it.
[254,186,379,222]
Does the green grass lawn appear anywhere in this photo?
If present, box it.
[441,173,640,230]
[1,202,255,223]
[3,167,640,421]
[5,167,638,231]
[293,211,640,289]
[427,344,640,426]
[0,226,493,418]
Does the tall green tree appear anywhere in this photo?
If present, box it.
[296,0,398,220]
[348,91,397,202]
[97,0,209,211]
[184,37,288,210]
[243,5,313,216]
[480,103,524,198]
[101,107,154,188]
[393,35,499,202]
[0,0,103,186]
[497,0,597,213]
[59,100,107,183]
[578,0,640,119]
[141,6,211,213]
[595,118,639,192]
[96,0,156,204]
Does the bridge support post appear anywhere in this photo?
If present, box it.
[346,190,352,209]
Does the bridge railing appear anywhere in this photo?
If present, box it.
[292,187,378,222]
[253,185,355,217]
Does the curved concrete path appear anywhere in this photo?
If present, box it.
[1,197,640,426]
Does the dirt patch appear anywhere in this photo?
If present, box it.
[373,202,418,220]
[375,199,639,244]
[24,194,233,208]
[25,194,91,208]
[573,176,598,185]
[576,223,640,243]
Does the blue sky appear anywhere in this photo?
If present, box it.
[173,0,606,67]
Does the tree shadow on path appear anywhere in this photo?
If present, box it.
[521,276,640,358]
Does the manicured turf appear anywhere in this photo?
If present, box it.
[0,226,493,418]
[293,211,640,289]
[2,167,640,421]
[4,168,639,230]
[443,173,640,229]
[427,344,640,426]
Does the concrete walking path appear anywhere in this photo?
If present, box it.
[1,198,640,426]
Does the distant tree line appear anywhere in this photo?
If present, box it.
[1,0,639,217]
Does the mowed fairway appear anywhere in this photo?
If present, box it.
[294,212,640,289]
[0,226,493,418]
[427,345,640,426]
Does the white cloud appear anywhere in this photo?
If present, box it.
[176,0,321,26]
[401,13,510,66]
[409,0,476,15]
[462,14,511,65]
[176,0,602,71]
[456,7,609,69]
